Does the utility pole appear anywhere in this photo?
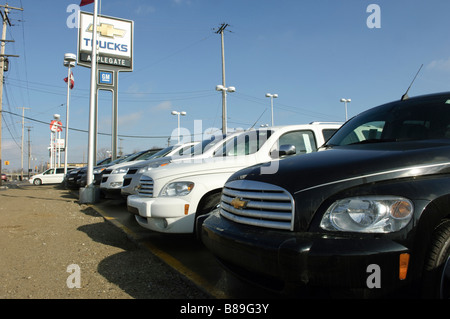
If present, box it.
[215,23,229,134]
[17,106,30,181]
[0,3,23,186]
[26,126,32,179]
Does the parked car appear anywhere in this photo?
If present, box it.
[65,167,83,189]
[121,133,242,198]
[127,123,341,235]
[76,149,162,188]
[202,92,450,298]
[64,156,129,189]
[30,167,77,185]
[100,143,196,198]
[1,173,7,182]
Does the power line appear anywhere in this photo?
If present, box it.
[1,109,171,139]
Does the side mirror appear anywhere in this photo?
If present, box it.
[273,144,296,158]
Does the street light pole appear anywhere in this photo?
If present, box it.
[265,93,278,126]
[171,110,186,143]
[215,85,235,133]
[215,23,230,134]
[63,53,76,176]
[340,98,351,121]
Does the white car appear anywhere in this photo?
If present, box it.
[121,132,243,198]
[100,142,197,198]
[30,167,77,185]
[127,123,342,235]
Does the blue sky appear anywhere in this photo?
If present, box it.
[3,0,450,171]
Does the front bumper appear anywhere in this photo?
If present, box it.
[127,195,195,233]
[100,174,126,198]
[121,173,141,196]
[202,210,412,297]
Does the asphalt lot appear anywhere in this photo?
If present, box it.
[90,192,282,299]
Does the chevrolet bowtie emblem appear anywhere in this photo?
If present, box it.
[230,197,248,209]
[88,23,126,38]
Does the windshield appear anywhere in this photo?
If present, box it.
[149,146,175,159]
[108,154,134,165]
[214,130,273,157]
[133,149,162,161]
[327,95,450,146]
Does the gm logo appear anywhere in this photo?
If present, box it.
[99,71,113,85]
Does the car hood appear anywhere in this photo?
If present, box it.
[228,139,450,195]
[144,155,260,181]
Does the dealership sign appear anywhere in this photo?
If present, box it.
[78,11,133,71]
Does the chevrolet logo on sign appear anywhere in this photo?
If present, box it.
[87,23,126,38]
[78,12,133,70]
[230,197,248,209]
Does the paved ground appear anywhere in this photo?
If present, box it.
[0,182,210,299]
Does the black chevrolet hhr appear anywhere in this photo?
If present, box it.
[202,92,450,298]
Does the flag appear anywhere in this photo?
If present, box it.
[80,0,94,6]
[64,71,74,89]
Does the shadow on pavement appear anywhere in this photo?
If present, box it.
[77,206,210,299]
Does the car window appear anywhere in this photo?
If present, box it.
[270,130,318,156]
[215,130,273,157]
[44,169,54,175]
[176,145,195,157]
[189,135,226,156]
[322,129,338,142]
[338,121,385,145]
[56,168,64,174]
[328,96,450,146]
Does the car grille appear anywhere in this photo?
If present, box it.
[220,180,294,231]
[103,169,113,175]
[137,175,154,196]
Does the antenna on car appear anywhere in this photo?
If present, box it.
[401,64,423,101]
[249,109,267,130]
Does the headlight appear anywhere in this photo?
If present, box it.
[160,182,194,197]
[112,167,129,174]
[93,168,105,174]
[138,162,170,173]
[320,196,413,233]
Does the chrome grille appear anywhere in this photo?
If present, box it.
[137,175,154,197]
[220,180,294,231]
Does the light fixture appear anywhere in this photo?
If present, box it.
[265,93,278,126]
[171,110,187,143]
[340,98,351,121]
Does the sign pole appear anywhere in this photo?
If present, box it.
[77,5,133,203]
[80,0,99,203]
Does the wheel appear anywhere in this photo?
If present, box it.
[194,192,221,240]
[33,178,42,186]
[422,219,450,298]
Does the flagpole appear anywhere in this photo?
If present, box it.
[63,54,75,176]
[86,0,98,190]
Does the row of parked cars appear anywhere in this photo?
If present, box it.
[35,92,450,298]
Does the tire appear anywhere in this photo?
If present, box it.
[194,192,221,240]
[33,178,42,186]
[422,219,450,298]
